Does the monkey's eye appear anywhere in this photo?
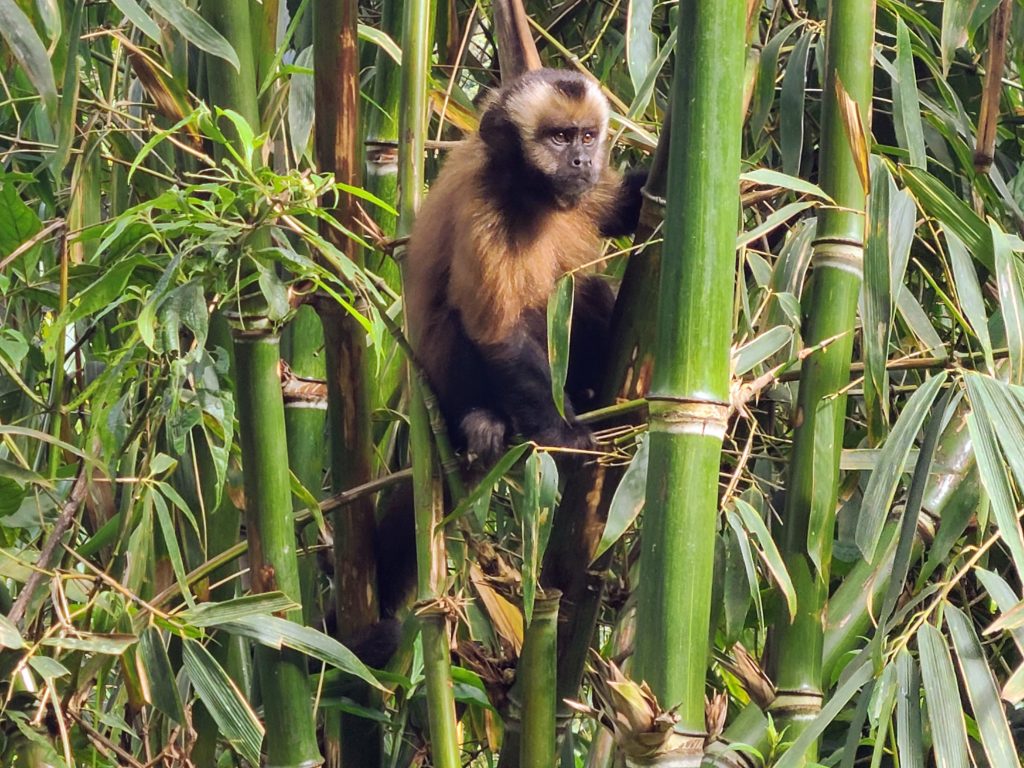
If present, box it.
[551,130,569,145]
[581,131,596,145]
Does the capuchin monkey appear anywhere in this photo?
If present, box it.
[404,67,646,464]
[347,69,647,662]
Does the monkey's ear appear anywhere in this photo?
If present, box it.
[478,106,517,151]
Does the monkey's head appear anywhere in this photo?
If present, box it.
[479,69,611,208]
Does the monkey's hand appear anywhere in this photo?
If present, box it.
[534,420,597,454]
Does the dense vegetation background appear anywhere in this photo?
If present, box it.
[2,0,1024,765]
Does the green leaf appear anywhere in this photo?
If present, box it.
[733,326,793,376]
[287,46,315,163]
[108,0,161,42]
[0,477,26,517]
[750,20,802,138]
[856,372,947,563]
[863,160,893,440]
[0,181,42,260]
[546,274,574,421]
[895,648,924,768]
[739,169,833,202]
[0,614,25,649]
[593,435,649,562]
[918,623,970,768]
[139,627,185,723]
[357,23,401,65]
[993,221,1024,384]
[447,442,531,524]
[257,262,291,322]
[947,230,994,371]
[737,201,816,250]
[780,31,812,177]
[28,656,70,679]
[940,0,975,76]
[147,0,240,71]
[179,593,300,628]
[218,616,383,690]
[625,0,656,100]
[892,17,926,168]
[182,640,263,767]
[901,167,992,270]
[946,606,1021,768]
[0,0,57,121]
[521,450,558,624]
[734,498,796,620]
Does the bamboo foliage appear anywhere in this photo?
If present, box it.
[6,0,1024,766]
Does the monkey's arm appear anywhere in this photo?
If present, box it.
[479,325,593,450]
[597,169,648,238]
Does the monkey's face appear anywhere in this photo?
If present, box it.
[492,70,611,207]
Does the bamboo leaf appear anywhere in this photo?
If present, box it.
[626,0,656,100]
[946,606,1022,768]
[546,274,574,421]
[740,169,834,202]
[108,0,161,43]
[287,46,314,163]
[941,0,975,76]
[147,0,240,71]
[1002,663,1024,704]
[900,167,992,270]
[863,160,893,440]
[593,435,648,562]
[521,450,558,624]
[736,201,816,249]
[732,326,793,376]
[834,75,870,194]
[895,649,924,768]
[780,32,812,176]
[725,510,764,629]
[138,627,185,724]
[357,23,401,65]
[976,568,1024,651]
[179,593,300,628]
[918,623,970,768]
[182,640,263,766]
[750,19,802,137]
[0,0,57,121]
[947,230,994,371]
[892,17,926,168]
[218,615,383,690]
[734,498,796,620]
[857,372,947,563]
[993,220,1024,384]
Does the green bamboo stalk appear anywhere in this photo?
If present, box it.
[397,0,460,765]
[764,1,876,759]
[632,3,746,761]
[200,0,321,762]
[516,590,561,768]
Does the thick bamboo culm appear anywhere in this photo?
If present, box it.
[632,1,746,763]
[765,0,877,761]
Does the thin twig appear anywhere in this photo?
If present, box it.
[9,471,89,629]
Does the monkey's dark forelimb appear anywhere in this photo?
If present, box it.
[599,169,649,238]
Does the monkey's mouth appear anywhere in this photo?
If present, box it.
[557,174,596,207]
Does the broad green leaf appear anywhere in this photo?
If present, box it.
[182,640,263,767]
[774,656,874,768]
[863,160,893,441]
[218,615,383,690]
[287,46,315,163]
[780,32,812,176]
[725,509,763,629]
[895,649,924,768]
[0,615,25,648]
[977,568,1024,650]
[29,656,70,679]
[857,372,947,562]
[0,181,42,260]
[892,17,926,168]
[901,167,992,270]
[947,230,994,371]
[940,0,976,75]
[733,326,792,376]
[357,23,401,65]
[750,20,802,138]
[179,593,299,628]
[1002,663,1024,704]
[946,606,1022,768]
[109,0,161,42]
[593,435,649,562]
[734,498,796,620]
[0,0,57,120]
[147,0,240,71]
[0,478,27,517]
[918,623,970,768]
[521,449,558,624]
[993,221,1024,384]
[546,274,574,420]
[152,492,194,608]
[40,634,136,654]
[625,0,656,100]
[740,169,833,202]
[139,627,185,723]
[257,262,290,321]
[736,201,816,249]
[627,26,676,119]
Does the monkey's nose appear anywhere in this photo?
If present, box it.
[572,156,591,168]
